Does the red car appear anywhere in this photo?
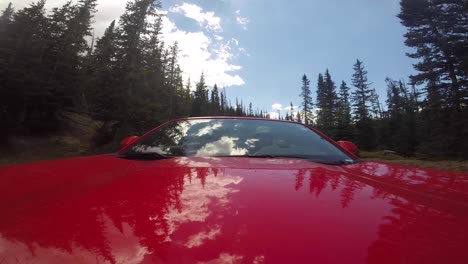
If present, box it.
[1,117,467,264]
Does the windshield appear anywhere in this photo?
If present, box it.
[120,119,353,164]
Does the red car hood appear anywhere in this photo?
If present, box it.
[0,155,467,264]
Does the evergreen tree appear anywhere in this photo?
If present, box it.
[383,78,419,155]
[296,111,301,123]
[167,42,179,117]
[316,70,338,136]
[399,0,468,158]
[220,90,225,115]
[172,65,186,116]
[113,0,169,134]
[416,76,456,157]
[0,0,261,147]
[399,0,466,111]
[192,72,208,116]
[0,0,51,133]
[116,0,160,97]
[289,102,294,121]
[0,3,13,28]
[211,84,220,115]
[369,88,382,119]
[86,20,120,121]
[45,0,98,107]
[175,73,192,117]
[299,74,313,125]
[350,59,375,150]
[335,81,352,140]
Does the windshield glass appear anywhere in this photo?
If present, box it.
[121,119,353,163]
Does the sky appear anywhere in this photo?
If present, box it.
[1,0,416,117]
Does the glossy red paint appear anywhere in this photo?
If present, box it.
[1,155,467,263]
[337,141,359,155]
[120,135,140,148]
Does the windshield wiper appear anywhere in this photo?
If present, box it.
[308,159,359,165]
[117,152,174,160]
[211,154,359,165]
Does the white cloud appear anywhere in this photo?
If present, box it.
[161,15,245,88]
[271,103,300,112]
[196,136,248,156]
[269,103,300,119]
[231,38,239,46]
[283,105,299,111]
[235,10,250,30]
[271,103,283,111]
[170,3,222,32]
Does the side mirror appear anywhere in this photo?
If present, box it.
[337,141,359,155]
[120,136,139,149]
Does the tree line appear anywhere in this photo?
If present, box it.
[0,0,466,159]
[0,0,261,147]
[294,0,467,159]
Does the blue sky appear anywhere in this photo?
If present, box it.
[162,0,416,114]
[4,0,417,115]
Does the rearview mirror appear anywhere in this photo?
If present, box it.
[120,136,139,149]
[337,141,359,156]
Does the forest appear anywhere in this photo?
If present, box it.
[0,0,467,159]
[295,0,467,159]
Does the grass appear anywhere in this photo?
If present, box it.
[0,111,106,166]
[3,148,467,173]
[360,151,468,173]
[0,135,95,166]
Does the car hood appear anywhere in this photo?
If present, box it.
[0,155,467,264]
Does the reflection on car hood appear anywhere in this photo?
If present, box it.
[0,155,468,263]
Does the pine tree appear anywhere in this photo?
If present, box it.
[167,41,179,117]
[289,102,294,121]
[211,84,220,115]
[335,81,352,140]
[45,0,98,107]
[86,20,121,121]
[173,72,191,117]
[220,90,225,115]
[369,88,382,119]
[0,3,13,27]
[93,20,118,69]
[300,74,313,125]
[399,0,466,111]
[192,72,208,116]
[316,73,325,117]
[384,78,419,155]
[416,75,455,157]
[0,0,263,147]
[399,0,468,158]
[0,2,14,71]
[316,70,338,136]
[0,0,52,133]
[117,0,160,97]
[350,59,375,150]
